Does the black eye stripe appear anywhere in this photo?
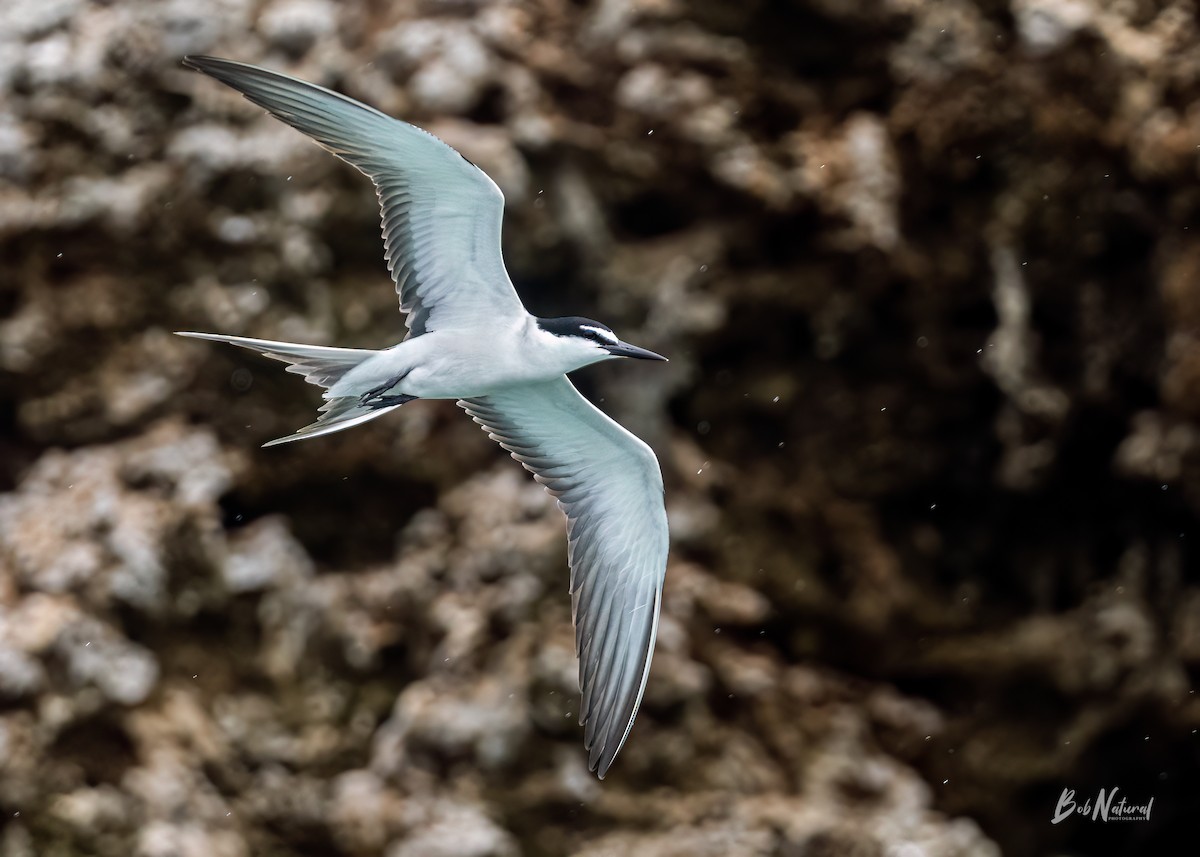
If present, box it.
[536,316,616,343]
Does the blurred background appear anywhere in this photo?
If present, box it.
[1,0,1197,854]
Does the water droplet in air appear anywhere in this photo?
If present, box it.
[231,368,253,392]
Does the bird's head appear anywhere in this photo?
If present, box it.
[535,316,668,373]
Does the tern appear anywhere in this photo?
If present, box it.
[176,57,669,778]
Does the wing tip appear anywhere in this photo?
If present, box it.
[586,733,620,780]
[182,55,226,74]
[583,706,627,780]
[182,56,274,90]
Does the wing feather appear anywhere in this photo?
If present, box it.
[460,377,668,777]
[184,56,528,336]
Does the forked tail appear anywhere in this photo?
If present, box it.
[176,332,411,446]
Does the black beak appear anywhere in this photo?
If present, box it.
[604,341,669,362]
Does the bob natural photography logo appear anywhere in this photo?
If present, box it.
[1052,787,1154,824]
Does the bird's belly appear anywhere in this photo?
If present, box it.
[400,339,558,399]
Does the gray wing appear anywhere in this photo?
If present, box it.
[460,377,669,778]
[184,56,528,336]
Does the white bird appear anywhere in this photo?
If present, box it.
[176,57,669,778]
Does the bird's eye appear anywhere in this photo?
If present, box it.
[579,324,616,345]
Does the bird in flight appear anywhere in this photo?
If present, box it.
[177,57,670,778]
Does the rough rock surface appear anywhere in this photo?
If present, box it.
[1,0,1197,855]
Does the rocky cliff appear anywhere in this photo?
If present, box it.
[2,1,1197,855]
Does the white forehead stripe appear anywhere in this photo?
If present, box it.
[581,325,619,345]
